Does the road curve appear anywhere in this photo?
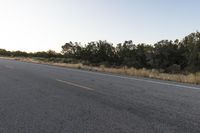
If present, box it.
[0,58,200,133]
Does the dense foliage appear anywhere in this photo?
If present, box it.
[1,32,200,73]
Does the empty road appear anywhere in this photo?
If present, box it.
[0,58,200,133]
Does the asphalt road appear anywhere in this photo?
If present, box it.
[0,59,200,133]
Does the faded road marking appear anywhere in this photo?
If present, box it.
[5,65,14,69]
[56,79,94,91]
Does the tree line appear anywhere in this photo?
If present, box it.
[0,49,63,58]
[1,32,200,73]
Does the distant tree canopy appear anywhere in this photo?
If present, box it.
[1,31,200,73]
[0,49,63,58]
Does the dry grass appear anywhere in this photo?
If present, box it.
[94,66,200,84]
[1,56,200,84]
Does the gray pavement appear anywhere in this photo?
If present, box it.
[0,58,200,133]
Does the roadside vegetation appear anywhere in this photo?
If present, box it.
[1,32,200,84]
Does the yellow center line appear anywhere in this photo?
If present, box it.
[56,79,94,91]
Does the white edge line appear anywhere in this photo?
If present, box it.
[63,68,200,90]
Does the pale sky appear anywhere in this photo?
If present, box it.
[0,0,200,52]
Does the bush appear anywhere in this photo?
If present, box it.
[167,64,181,73]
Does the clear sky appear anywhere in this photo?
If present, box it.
[0,0,200,52]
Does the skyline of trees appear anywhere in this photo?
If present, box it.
[1,31,200,73]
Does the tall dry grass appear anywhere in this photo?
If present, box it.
[95,65,200,84]
[48,62,200,84]
[1,56,200,84]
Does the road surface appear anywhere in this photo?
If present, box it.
[0,59,200,133]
